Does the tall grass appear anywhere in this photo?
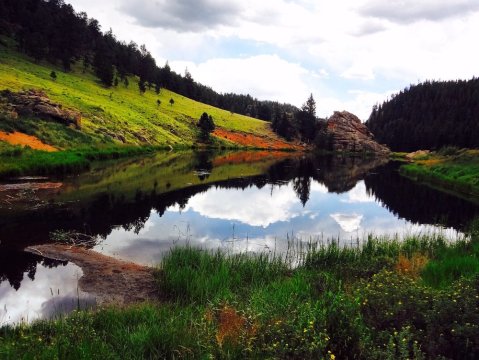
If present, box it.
[159,247,288,303]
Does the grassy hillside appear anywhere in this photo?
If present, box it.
[0,40,286,149]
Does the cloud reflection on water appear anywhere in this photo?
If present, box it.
[95,179,459,266]
[0,264,95,326]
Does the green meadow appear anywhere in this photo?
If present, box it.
[0,42,274,148]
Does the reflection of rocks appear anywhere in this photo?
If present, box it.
[1,89,81,129]
[26,245,159,305]
[321,156,390,193]
[325,111,390,155]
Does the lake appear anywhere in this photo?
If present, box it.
[1,150,479,325]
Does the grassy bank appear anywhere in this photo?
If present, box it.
[2,225,479,359]
[0,142,164,178]
[400,148,479,199]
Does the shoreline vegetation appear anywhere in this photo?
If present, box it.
[2,227,479,359]
[0,143,298,179]
[399,148,479,201]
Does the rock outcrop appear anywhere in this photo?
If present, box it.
[325,111,389,155]
[1,89,81,129]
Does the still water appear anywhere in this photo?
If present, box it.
[1,151,478,324]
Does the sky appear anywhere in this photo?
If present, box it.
[67,0,479,120]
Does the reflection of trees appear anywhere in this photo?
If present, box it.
[292,158,314,207]
[193,151,214,181]
[0,250,67,290]
[364,162,479,230]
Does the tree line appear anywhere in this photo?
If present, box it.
[366,78,479,152]
[0,0,323,142]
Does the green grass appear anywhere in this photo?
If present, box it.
[0,144,160,178]
[400,149,479,198]
[0,42,278,149]
[3,226,479,359]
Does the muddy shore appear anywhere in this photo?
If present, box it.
[26,244,160,305]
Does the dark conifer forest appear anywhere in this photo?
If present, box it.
[366,79,479,152]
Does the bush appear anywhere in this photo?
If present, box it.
[438,146,461,156]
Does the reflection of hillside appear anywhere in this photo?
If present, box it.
[0,154,391,249]
[0,152,391,290]
[364,162,479,230]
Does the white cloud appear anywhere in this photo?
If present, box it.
[180,184,302,228]
[341,181,376,203]
[171,55,311,105]
[0,264,90,326]
[330,213,363,232]
[359,0,479,24]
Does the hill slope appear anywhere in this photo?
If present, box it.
[0,42,296,150]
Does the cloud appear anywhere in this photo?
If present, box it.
[352,20,388,36]
[330,213,363,232]
[0,263,83,326]
[320,89,397,121]
[170,54,312,105]
[341,181,376,203]
[182,184,302,228]
[120,0,242,32]
[359,0,479,24]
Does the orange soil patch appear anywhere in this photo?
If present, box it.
[0,131,57,152]
[418,159,444,166]
[213,128,304,150]
[213,150,296,167]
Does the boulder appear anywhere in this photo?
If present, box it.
[1,89,81,129]
[325,111,389,155]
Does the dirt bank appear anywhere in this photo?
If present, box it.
[26,244,159,305]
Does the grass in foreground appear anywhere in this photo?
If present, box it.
[400,147,479,198]
[2,227,479,359]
